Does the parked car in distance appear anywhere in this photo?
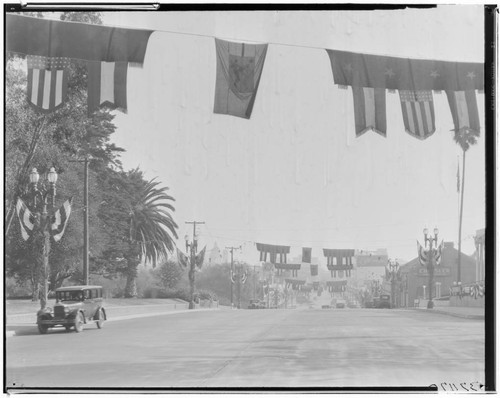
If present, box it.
[36,285,106,334]
[378,294,391,309]
[248,299,266,309]
[336,299,346,309]
[321,305,331,309]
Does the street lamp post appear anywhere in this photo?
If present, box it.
[387,259,400,308]
[26,167,58,310]
[423,227,439,309]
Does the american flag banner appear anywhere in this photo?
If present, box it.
[27,55,70,113]
[50,198,72,242]
[16,198,36,240]
[87,61,128,115]
[434,241,444,266]
[352,86,387,137]
[302,247,312,263]
[399,90,435,139]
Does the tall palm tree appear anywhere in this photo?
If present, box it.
[454,127,479,283]
[124,176,178,297]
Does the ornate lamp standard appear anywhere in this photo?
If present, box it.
[26,167,58,310]
[423,227,439,309]
[386,259,400,308]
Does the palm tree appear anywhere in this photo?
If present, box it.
[454,127,479,283]
[124,175,178,297]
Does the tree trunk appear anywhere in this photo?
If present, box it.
[125,274,138,298]
[457,150,466,283]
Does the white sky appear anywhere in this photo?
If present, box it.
[102,6,486,265]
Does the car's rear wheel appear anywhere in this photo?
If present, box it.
[38,324,48,334]
[96,308,104,329]
[74,312,84,333]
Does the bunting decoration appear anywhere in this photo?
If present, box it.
[27,55,70,113]
[7,14,153,63]
[326,280,347,293]
[310,264,318,277]
[195,246,206,269]
[87,61,128,115]
[285,279,306,291]
[312,281,320,291]
[16,198,36,241]
[434,241,444,266]
[326,49,483,138]
[50,197,73,242]
[274,263,300,277]
[302,247,312,263]
[177,248,189,268]
[241,271,248,284]
[399,90,435,139]
[214,38,268,119]
[256,243,289,264]
[323,249,355,278]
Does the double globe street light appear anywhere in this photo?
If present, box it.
[26,167,58,310]
[423,227,439,309]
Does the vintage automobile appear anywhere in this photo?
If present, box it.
[36,285,106,334]
[248,299,266,309]
[377,294,392,309]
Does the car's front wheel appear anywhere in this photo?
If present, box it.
[96,308,105,329]
[38,324,48,334]
[74,312,84,333]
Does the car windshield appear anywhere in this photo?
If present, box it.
[56,291,85,302]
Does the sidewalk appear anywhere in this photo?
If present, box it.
[410,304,484,320]
[5,301,221,338]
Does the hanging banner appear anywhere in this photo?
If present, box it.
[87,61,128,115]
[302,247,312,263]
[50,197,73,242]
[214,38,268,119]
[325,49,483,138]
[27,55,70,113]
[6,14,153,63]
[256,243,289,264]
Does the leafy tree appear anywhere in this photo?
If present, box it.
[453,127,480,282]
[155,260,183,290]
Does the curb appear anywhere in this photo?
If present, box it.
[410,307,484,320]
[6,308,218,338]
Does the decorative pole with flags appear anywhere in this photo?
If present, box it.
[184,221,205,309]
[17,167,72,310]
[417,228,443,309]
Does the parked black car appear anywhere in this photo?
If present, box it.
[36,285,106,334]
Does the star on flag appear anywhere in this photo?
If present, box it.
[384,68,395,78]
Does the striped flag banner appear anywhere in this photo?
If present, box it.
[352,86,387,137]
[399,90,435,139]
[177,248,189,268]
[87,61,128,115]
[51,197,72,242]
[434,241,444,265]
[195,246,206,269]
[27,55,70,113]
[417,240,428,266]
[445,90,480,134]
[16,198,36,240]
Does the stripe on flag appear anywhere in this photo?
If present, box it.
[87,61,128,115]
[445,90,480,134]
[16,198,36,240]
[27,55,70,113]
[434,241,444,265]
[50,197,72,242]
[399,90,435,139]
[176,248,189,268]
[352,86,387,137]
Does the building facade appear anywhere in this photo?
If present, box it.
[399,242,476,305]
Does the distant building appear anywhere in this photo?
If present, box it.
[399,242,476,306]
[208,242,223,265]
[353,248,388,285]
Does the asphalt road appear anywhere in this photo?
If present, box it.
[6,308,484,389]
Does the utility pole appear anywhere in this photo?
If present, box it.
[185,221,205,309]
[70,157,90,285]
[226,246,241,308]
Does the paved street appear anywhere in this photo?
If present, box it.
[6,308,484,389]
